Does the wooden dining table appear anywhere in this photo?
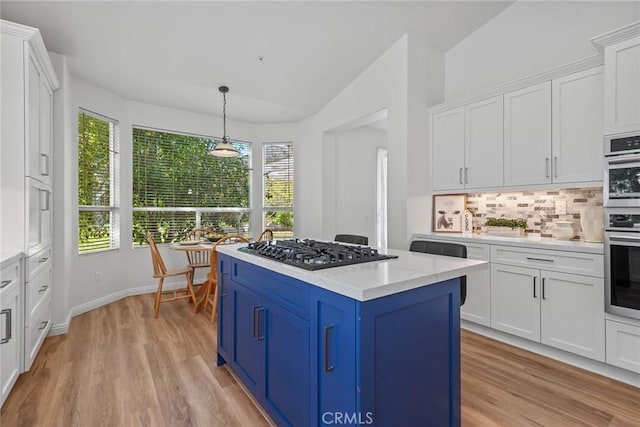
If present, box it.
[170,242,215,312]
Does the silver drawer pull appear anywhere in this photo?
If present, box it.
[609,235,640,242]
[0,309,11,344]
[1,280,12,289]
[526,257,554,263]
[38,285,49,293]
[38,321,49,331]
[38,257,49,263]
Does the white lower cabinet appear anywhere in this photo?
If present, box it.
[606,320,640,373]
[491,262,604,361]
[1,258,21,407]
[460,243,491,326]
[24,246,52,371]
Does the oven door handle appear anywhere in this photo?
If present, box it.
[607,156,640,165]
[608,235,640,242]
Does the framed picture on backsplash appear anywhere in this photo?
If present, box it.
[433,194,467,233]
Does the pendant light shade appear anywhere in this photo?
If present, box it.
[210,85,239,158]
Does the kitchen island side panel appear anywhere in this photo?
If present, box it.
[359,278,461,427]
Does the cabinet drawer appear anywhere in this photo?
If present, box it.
[465,243,490,262]
[491,245,603,277]
[26,291,52,370]
[606,320,640,373]
[27,246,51,281]
[1,259,20,291]
[231,259,309,320]
[26,263,52,320]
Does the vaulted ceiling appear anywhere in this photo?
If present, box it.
[1,1,513,123]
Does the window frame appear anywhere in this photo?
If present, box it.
[77,108,120,254]
[262,142,294,237]
[131,125,253,246]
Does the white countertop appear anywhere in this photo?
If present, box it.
[216,243,488,302]
[412,232,604,254]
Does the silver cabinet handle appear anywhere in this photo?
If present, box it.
[0,309,11,344]
[542,277,546,300]
[323,325,335,372]
[38,285,49,293]
[40,189,50,211]
[40,153,50,176]
[526,257,554,263]
[39,257,49,263]
[533,276,537,298]
[38,320,49,331]
[545,158,550,178]
[553,157,558,178]
[609,235,640,242]
[0,280,12,289]
[464,167,469,184]
[459,167,463,185]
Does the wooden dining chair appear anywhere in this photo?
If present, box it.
[185,227,215,279]
[204,235,250,323]
[147,232,198,318]
[258,228,274,242]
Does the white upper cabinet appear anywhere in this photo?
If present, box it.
[26,47,53,186]
[465,96,503,189]
[432,97,503,191]
[604,36,640,134]
[552,66,604,183]
[592,22,640,135]
[432,107,464,191]
[504,81,552,186]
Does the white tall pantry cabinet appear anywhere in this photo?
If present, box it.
[0,19,59,399]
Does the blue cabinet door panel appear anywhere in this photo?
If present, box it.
[217,256,233,362]
[310,287,358,426]
[262,299,310,427]
[359,278,461,427]
[232,282,263,396]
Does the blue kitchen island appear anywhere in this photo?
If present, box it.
[215,243,487,427]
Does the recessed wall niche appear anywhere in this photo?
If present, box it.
[466,188,603,239]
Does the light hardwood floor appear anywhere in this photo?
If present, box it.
[2,294,638,426]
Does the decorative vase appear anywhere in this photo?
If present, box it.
[580,207,604,243]
[553,221,578,240]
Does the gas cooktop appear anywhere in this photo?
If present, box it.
[239,239,398,271]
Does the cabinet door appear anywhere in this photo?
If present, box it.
[26,178,52,256]
[262,299,310,427]
[26,54,41,181]
[552,67,604,184]
[38,77,53,185]
[465,96,503,189]
[311,287,357,426]
[460,244,491,327]
[540,271,604,361]
[490,264,540,341]
[0,270,21,407]
[432,107,465,191]
[606,320,640,373]
[231,282,263,397]
[504,82,552,186]
[604,37,640,135]
[217,257,233,361]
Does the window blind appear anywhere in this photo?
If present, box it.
[78,111,119,253]
[132,127,251,244]
[263,143,294,237]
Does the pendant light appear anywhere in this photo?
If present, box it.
[209,85,239,157]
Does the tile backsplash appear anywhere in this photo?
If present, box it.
[466,188,603,238]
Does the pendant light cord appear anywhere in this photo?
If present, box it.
[222,91,227,141]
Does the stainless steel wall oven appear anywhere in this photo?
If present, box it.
[604,133,640,320]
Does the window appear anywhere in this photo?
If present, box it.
[78,110,119,254]
[263,143,294,238]
[132,127,251,245]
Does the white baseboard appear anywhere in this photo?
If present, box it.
[462,320,640,388]
[47,281,187,338]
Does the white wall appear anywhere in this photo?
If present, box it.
[51,74,259,328]
[445,1,640,101]
[333,126,387,242]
